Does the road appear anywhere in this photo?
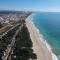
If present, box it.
[2,24,23,60]
[0,24,20,38]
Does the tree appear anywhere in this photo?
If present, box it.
[0,22,3,28]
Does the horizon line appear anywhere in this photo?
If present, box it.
[0,10,60,12]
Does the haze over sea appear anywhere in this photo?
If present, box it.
[32,12,60,60]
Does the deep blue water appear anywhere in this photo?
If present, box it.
[32,12,60,58]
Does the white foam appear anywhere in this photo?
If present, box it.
[33,21,58,60]
[52,53,58,60]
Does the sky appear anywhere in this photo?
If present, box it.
[0,0,60,12]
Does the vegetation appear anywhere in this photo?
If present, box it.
[0,22,3,28]
[11,24,37,60]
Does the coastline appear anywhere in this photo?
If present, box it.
[25,14,58,60]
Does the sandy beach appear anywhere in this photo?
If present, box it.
[25,17,53,60]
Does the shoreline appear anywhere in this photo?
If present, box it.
[25,14,58,60]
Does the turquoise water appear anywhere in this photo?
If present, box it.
[32,12,60,58]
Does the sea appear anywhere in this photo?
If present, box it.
[31,12,60,60]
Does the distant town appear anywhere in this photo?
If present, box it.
[0,11,32,35]
[0,11,31,29]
